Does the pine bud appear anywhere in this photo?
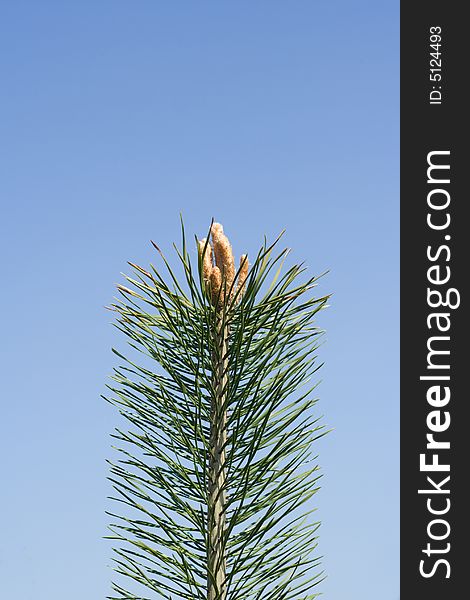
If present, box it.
[211,223,235,294]
[237,254,249,299]
[210,266,222,306]
[198,238,213,284]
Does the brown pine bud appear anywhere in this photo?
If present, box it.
[210,266,222,306]
[211,223,235,294]
[237,254,249,299]
[198,238,213,284]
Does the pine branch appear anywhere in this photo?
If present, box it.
[105,220,329,600]
[207,310,229,600]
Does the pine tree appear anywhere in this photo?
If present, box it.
[105,220,329,600]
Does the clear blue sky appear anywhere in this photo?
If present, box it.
[0,2,398,599]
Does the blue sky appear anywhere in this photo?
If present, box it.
[0,2,398,598]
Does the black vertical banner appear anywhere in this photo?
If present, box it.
[401,3,468,599]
